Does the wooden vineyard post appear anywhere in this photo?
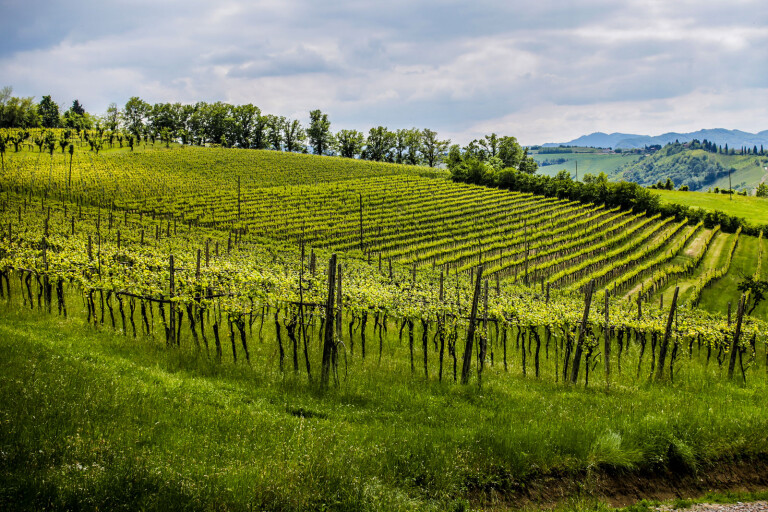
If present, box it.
[196,249,201,279]
[321,254,337,388]
[461,266,484,385]
[438,270,445,382]
[604,290,610,389]
[478,279,489,386]
[637,292,642,320]
[570,279,594,384]
[169,255,176,347]
[336,263,343,355]
[237,176,241,220]
[358,193,364,251]
[727,294,746,380]
[655,286,679,381]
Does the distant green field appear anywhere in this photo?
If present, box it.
[532,151,641,179]
[653,189,768,227]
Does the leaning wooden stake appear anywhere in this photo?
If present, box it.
[570,279,594,384]
[478,279,489,386]
[169,255,176,347]
[604,290,610,389]
[655,286,679,381]
[727,294,746,380]
[321,254,337,387]
[461,266,484,384]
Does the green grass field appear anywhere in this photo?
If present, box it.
[2,299,768,511]
[653,189,768,227]
[532,151,642,179]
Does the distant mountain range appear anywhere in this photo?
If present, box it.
[541,129,768,149]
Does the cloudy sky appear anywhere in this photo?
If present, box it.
[1,0,766,145]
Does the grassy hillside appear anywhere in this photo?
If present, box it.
[3,296,768,511]
[617,145,768,192]
[531,150,642,179]
[653,189,768,226]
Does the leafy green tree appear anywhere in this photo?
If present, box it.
[393,129,408,163]
[265,114,285,150]
[38,95,60,128]
[756,183,768,198]
[446,144,462,170]
[231,104,261,148]
[0,87,41,128]
[104,103,121,131]
[738,275,768,315]
[517,148,538,174]
[421,128,449,167]
[307,109,334,155]
[124,97,151,138]
[479,133,500,158]
[498,136,523,168]
[363,126,395,161]
[336,129,365,158]
[71,99,85,116]
[405,129,422,165]
[283,119,306,152]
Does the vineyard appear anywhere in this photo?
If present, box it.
[1,140,766,388]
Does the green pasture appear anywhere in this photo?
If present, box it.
[653,189,768,227]
[2,293,768,511]
[532,151,641,179]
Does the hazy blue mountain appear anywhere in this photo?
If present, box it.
[542,129,768,149]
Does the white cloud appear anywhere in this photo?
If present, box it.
[1,0,766,144]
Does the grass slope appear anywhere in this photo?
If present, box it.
[653,190,768,227]
[532,152,642,179]
[2,301,768,511]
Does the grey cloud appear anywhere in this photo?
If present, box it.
[1,0,766,144]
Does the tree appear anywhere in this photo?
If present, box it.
[307,109,334,155]
[0,87,41,128]
[517,148,538,174]
[446,144,462,170]
[737,275,768,315]
[421,129,450,167]
[71,99,85,116]
[336,129,365,158]
[104,103,121,131]
[479,133,500,158]
[756,183,768,198]
[404,129,422,165]
[394,129,408,163]
[498,136,523,168]
[283,119,306,152]
[363,126,395,161]
[124,97,150,137]
[38,95,60,128]
[251,113,269,150]
[231,104,260,148]
[265,114,285,150]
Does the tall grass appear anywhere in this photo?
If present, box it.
[1,295,768,511]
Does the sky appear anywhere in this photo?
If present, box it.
[1,0,767,146]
